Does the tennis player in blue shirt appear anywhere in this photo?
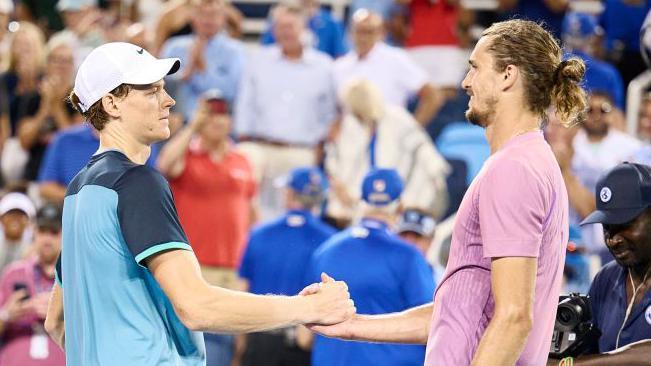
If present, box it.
[43,42,354,366]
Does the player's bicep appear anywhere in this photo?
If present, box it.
[490,257,537,318]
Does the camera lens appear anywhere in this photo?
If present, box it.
[556,302,583,331]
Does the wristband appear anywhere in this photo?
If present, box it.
[558,357,574,366]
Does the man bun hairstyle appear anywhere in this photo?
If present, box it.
[482,19,587,127]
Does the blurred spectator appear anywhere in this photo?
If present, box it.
[238,167,335,366]
[161,0,246,121]
[349,0,397,20]
[562,11,625,110]
[153,0,243,55]
[0,0,12,71]
[0,193,35,274]
[397,208,436,259]
[497,0,568,39]
[307,168,434,366]
[402,0,472,90]
[0,203,64,366]
[15,0,64,35]
[600,0,651,88]
[637,93,651,142]
[0,21,46,139]
[325,79,449,226]
[51,0,106,69]
[567,92,641,253]
[562,226,591,294]
[261,0,348,58]
[235,3,336,220]
[334,9,440,126]
[0,21,47,183]
[158,90,256,366]
[37,122,99,203]
[17,36,81,182]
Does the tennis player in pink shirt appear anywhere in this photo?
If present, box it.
[305,19,588,365]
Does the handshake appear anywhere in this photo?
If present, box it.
[296,273,356,334]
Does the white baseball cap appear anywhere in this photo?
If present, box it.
[73,42,180,112]
[0,193,36,219]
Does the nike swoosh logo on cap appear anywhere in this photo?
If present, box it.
[137,48,144,54]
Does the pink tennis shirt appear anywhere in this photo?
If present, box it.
[425,131,568,365]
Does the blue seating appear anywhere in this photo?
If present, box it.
[435,122,490,185]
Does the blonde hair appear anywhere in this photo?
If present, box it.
[8,21,46,73]
[482,20,587,127]
[340,79,386,122]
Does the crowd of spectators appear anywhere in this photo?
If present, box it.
[0,0,650,364]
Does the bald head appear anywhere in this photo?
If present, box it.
[351,9,384,57]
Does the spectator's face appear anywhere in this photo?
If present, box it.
[199,113,230,143]
[583,94,612,137]
[34,227,61,264]
[0,210,29,241]
[116,79,175,144]
[399,231,433,256]
[603,210,651,270]
[462,37,499,128]
[273,11,303,52]
[192,1,224,39]
[638,99,651,141]
[46,44,74,83]
[11,28,41,72]
[352,17,383,56]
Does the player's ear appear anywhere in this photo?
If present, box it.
[101,94,121,119]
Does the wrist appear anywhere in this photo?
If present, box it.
[293,295,316,324]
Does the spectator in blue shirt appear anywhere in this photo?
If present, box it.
[37,123,98,203]
[562,11,625,110]
[306,168,435,366]
[599,0,651,87]
[261,0,348,58]
[160,0,246,121]
[555,162,651,365]
[238,167,336,366]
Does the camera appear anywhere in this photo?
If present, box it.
[549,293,601,358]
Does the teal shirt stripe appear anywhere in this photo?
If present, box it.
[135,242,193,265]
[54,268,62,288]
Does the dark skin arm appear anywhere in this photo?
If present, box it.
[547,340,651,366]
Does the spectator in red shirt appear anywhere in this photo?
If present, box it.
[0,203,64,366]
[158,88,256,289]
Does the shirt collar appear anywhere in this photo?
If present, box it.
[272,45,314,64]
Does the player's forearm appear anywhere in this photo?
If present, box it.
[347,303,432,344]
[471,311,532,365]
[156,125,194,176]
[184,287,314,333]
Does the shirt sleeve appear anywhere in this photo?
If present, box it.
[479,159,546,258]
[395,49,429,96]
[115,165,192,266]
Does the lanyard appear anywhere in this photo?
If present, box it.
[368,128,377,168]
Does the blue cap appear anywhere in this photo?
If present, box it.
[361,168,403,206]
[287,167,328,197]
[581,163,651,225]
[562,12,600,38]
[397,209,436,237]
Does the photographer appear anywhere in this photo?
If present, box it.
[550,163,651,365]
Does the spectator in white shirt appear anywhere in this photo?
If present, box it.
[235,3,337,220]
[325,79,449,226]
[333,9,441,126]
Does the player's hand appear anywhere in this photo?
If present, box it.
[302,273,355,325]
[306,315,356,340]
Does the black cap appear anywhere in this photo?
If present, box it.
[36,203,62,231]
[396,209,436,237]
[581,163,651,226]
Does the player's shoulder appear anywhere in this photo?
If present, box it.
[116,164,168,191]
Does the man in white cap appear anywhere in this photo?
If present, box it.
[44,42,355,366]
[0,192,36,273]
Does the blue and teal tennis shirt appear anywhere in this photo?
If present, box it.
[55,150,205,365]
